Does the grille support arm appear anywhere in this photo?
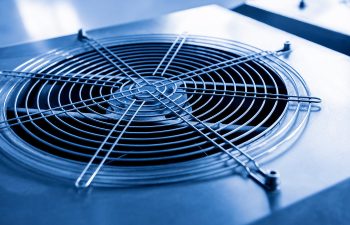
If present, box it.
[75,99,145,188]
[149,91,280,191]
[177,87,321,103]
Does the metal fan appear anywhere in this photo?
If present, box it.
[0,31,321,190]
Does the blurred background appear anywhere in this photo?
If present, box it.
[0,0,349,52]
[0,0,243,47]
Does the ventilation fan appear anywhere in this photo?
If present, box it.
[0,32,320,190]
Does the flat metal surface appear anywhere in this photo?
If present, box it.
[0,0,243,47]
[0,5,349,225]
[233,1,350,56]
[245,0,350,36]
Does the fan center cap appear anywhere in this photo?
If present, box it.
[138,84,157,93]
[135,84,159,100]
[112,76,180,105]
[132,76,176,101]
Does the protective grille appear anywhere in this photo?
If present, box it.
[0,34,319,187]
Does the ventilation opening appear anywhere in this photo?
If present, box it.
[6,41,288,167]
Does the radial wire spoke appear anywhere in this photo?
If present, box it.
[75,99,145,188]
[0,70,126,88]
[177,88,321,103]
[78,31,151,85]
[152,33,188,77]
[0,88,141,129]
[148,90,277,190]
[153,48,291,88]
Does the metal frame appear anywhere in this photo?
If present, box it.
[0,32,320,190]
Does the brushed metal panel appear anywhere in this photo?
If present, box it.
[0,5,349,225]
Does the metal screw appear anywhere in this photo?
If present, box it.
[299,0,306,9]
[265,170,281,191]
[282,41,291,52]
[77,29,89,41]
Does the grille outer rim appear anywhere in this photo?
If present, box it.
[0,34,313,186]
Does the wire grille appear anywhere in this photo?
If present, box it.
[0,34,318,187]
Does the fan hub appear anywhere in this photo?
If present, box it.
[109,75,187,118]
[135,84,159,101]
[138,84,157,93]
[131,76,177,102]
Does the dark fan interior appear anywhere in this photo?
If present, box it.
[6,42,288,166]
